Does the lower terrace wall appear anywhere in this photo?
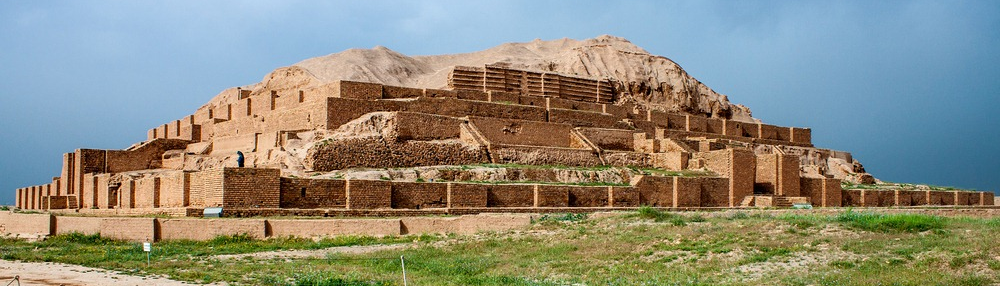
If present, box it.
[158,218,265,240]
[54,216,102,235]
[266,219,401,237]
[0,212,53,235]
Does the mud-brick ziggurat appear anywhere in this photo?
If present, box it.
[13,64,995,217]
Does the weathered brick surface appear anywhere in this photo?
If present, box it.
[391,182,447,209]
[535,186,569,207]
[755,154,777,195]
[876,190,895,207]
[396,112,464,141]
[634,176,674,207]
[456,90,489,101]
[222,168,280,208]
[306,137,489,171]
[777,155,800,197]
[96,174,114,209]
[670,177,702,207]
[577,127,635,151]
[81,173,97,209]
[105,139,189,174]
[488,91,520,103]
[489,144,602,167]
[758,124,781,140]
[134,177,160,208]
[400,214,532,235]
[704,118,724,134]
[100,218,155,242]
[279,178,347,208]
[548,108,623,129]
[486,184,534,207]
[60,153,75,195]
[448,183,488,208]
[611,186,640,207]
[190,169,224,207]
[471,117,574,147]
[159,171,191,208]
[0,212,52,235]
[119,180,135,209]
[843,190,863,206]
[54,216,101,235]
[686,115,707,133]
[566,186,609,207]
[791,128,812,144]
[266,219,401,237]
[346,180,391,209]
[334,80,383,100]
[158,218,265,240]
[693,177,731,207]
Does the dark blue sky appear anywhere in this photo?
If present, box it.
[1,1,997,204]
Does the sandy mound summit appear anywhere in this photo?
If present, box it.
[231,35,754,122]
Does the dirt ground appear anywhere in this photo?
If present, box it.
[0,259,217,286]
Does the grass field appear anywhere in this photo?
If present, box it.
[1,209,998,285]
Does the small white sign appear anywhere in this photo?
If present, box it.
[143,242,151,252]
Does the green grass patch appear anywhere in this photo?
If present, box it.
[835,210,946,232]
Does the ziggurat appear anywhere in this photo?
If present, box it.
[13,39,995,219]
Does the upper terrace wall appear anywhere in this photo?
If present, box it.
[449,65,614,104]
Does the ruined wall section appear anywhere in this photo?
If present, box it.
[449,65,614,104]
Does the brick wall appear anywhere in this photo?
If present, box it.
[548,108,623,129]
[489,143,601,166]
[758,124,780,140]
[81,173,97,209]
[106,139,189,173]
[755,154,778,195]
[279,177,347,208]
[306,137,489,171]
[221,168,280,208]
[0,212,52,235]
[486,184,534,207]
[704,118,724,134]
[346,180,392,209]
[634,176,674,207]
[396,112,464,141]
[54,216,101,235]
[333,80,383,100]
[158,218,266,240]
[610,186,639,207]
[134,177,160,208]
[159,171,190,208]
[470,116,574,147]
[565,186,609,207]
[577,127,635,151]
[447,183,488,208]
[119,180,135,209]
[791,128,812,145]
[190,168,224,207]
[60,153,75,195]
[800,178,842,207]
[100,218,155,242]
[391,182,447,209]
[777,154,801,197]
[96,174,114,209]
[535,185,569,207]
[382,85,424,99]
[267,218,401,237]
